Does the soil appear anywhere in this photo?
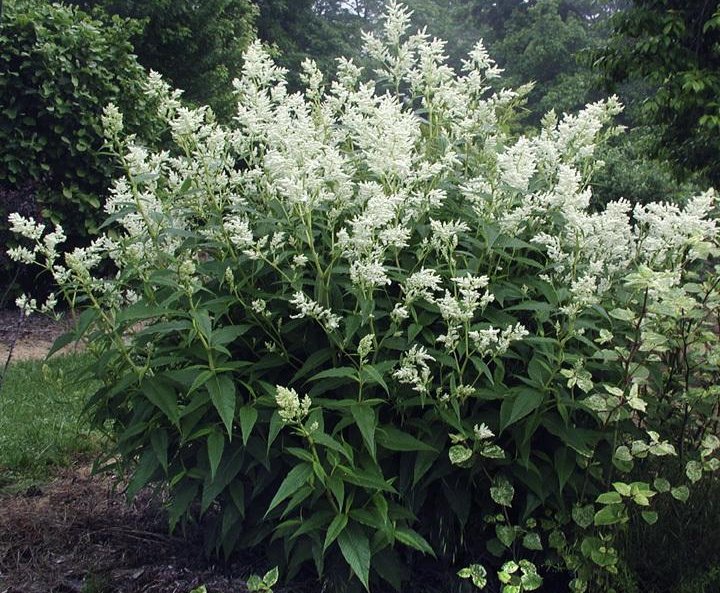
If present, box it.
[0,309,80,362]
[0,461,267,593]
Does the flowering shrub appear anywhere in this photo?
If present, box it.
[9,3,720,592]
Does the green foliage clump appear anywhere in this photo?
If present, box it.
[591,128,705,207]
[0,0,163,243]
[68,0,258,120]
[9,4,720,593]
[595,0,720,184]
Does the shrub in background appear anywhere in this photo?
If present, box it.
[590,128,706,208]
[9,3,720,592]
[0,0,164,264]
[67,0,258,120]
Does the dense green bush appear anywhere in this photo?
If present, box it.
[0,0,163,244]
[9,4,720,592]
[68,0,257,120]
[590,129,705,208]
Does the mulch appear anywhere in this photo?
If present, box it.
[0,461,268,593]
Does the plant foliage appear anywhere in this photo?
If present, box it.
[9,3,720,592]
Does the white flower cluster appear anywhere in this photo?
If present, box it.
[393,344,435,394]
[436,275,495,351]
[289,292,341,331]
[469,324,530,358]
[275,385,311,424]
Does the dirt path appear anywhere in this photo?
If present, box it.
[0,309,81,362]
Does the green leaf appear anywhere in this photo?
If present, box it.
[458,564,487,589]
[47,331,76,358]
[671,485,690,502]
[521,571,543,591]
[572,504,595,529]
[263,567,279,587]
[590,546,618,568]
[394,527,435,556]
[210,324,250,347]
[641,510,658,525]
[117,302,168,323]
[239,406,258,446]
[499,389,543,431]
[246,575,263,592]
[490,478,514,507]
[653,477,671,493]
[150,429,169,472]
[361,365,389,394]
[191,309,213,341]
[291,511,334,541]
[377,427,436,452]
[338,525,371,591]
[308,366,358,383]
[609,308,636,322]
[686,460,703,483]
[127,449,160,499]
[449,444,473,466]
[596,492,623,505]
[324,514,348,552]
[496,524,516,548]
[207,431,224,481]
[267,410,283,451]
[613,482,632,497]
[554,448,575,492]
[143,378,179,426]
[351,404,377,460]
[338,464,396,493]
[327,474,345,509]
[266,463,313,515]
[593,503,625,526]
[313,432,353,462]
[522,532,543,551]
[207,374,236,436]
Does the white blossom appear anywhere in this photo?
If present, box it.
[275,385,311,424]
[394,344,435,394]
[290,292,341,331]
[15,294,36,317]
[404,268,443,302]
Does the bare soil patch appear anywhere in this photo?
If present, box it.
[0,461,266,593]
[0,309,80,362]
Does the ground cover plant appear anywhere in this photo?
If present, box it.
[8,3,720,592]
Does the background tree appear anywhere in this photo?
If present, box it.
[68,0,257,119]
[594,0,720,184]
[255,0,361,86]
